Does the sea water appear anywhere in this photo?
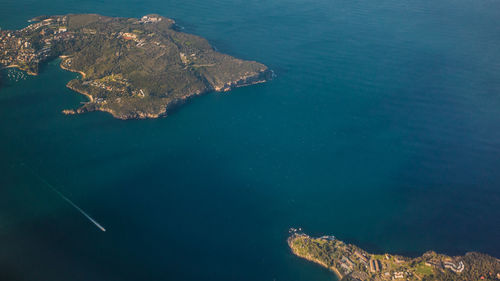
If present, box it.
[0,0,499,280]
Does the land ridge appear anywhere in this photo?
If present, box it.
[288,229,500,281]
[0,14,272,119]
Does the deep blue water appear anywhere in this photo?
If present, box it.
[1,0,500,280]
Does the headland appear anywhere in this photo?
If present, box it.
[288,229,500,281]
[0,14,272,119]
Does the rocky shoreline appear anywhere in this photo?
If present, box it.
[1,14,272,120]
[288,231,500,281]
[288,235,344,279]
[62,67,272,120]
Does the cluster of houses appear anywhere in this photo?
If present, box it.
[354,251,369,268]
[21,16,67,33]
[393,271,405,279]
[443,261,465,273]
[82,76,146,99]
[0,16,71,69]
[332,245,410,280]
[83,79,127,94]
[339,255,355,274]
[121,32,137,41]
[369,259,381,273]
[0,32,38,66]
[140,15,162,24]
[118,32,153,48]
[425,259,465,273]
[328,243,429,281]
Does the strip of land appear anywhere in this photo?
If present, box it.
[288,229,500,281]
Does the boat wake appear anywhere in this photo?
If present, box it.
[21,162,106,232]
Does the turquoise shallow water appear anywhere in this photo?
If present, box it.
[1,0,500,280]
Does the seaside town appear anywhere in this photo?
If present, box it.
[0,16,72,75]
[0,15,147,104]
[288,229,500,281]
[0,15,161,82]
[0,15,162,110]
[0,15,164,73]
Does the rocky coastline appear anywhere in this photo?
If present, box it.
[1,14,272,120]
[288,231,500,281]
[288,235,344,279]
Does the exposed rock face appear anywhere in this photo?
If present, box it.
[213,70,272,92]
[0,14,272,119]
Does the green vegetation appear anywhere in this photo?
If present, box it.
[415,262,434,276]
[288,231,500,281]
[0,14,271,119]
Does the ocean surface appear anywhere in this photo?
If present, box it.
[1,0,500,280]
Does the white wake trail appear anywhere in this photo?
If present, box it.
[22,163,106,232]
[51,187,107,232]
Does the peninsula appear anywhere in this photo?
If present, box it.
[288,229,500,281]
[0,14,272,119]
